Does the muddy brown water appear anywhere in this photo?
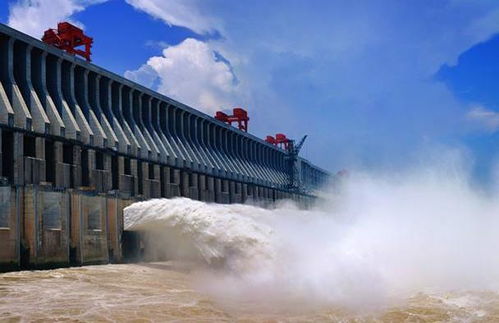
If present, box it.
[0,262,498,322]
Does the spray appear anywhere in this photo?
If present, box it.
[124,157,499,309]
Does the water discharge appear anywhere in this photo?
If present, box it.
[123,162,499,318]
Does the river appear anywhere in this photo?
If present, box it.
[1,263,498,322]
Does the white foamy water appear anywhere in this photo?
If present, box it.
[125,199,276,271]
[124,162,499,311]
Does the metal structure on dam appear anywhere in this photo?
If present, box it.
[0,23,329,270]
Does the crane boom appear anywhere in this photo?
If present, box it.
[264,132,309,192]
[294,135,308,154]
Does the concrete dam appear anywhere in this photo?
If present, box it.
[0,23,329,271]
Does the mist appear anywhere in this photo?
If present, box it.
[124,152,499,309]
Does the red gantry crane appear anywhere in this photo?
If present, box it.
[266,133,293,150]
[42,22,93,62]
[214,107,249,132]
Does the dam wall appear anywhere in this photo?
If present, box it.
[0,23,329,271]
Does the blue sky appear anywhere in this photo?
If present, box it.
[3,0,499,185]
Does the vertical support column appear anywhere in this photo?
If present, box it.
[72,145,82,188]
[242,183,248,203]
[141,161,150,198]
[200,174,216,202]
[215,178,222,203]
[198,174,206,201]
[234,182,242,204]
[35,137,46,183]
[161,166,170,197]
[255,186,262,202]
[140,161,160,198]
[189,173,199,200]
[153,165,160,181]
[116,156,124,190]
[181,170,189,198]
[53,141,63,187]
[207,176,215,202]
[151,164,160,198]
[172,168,180,197]
[117,156,129,195]
[13,132,24,186]
[87,149,96,189]
[103,152,112,192]
[221,179,230,204]
[246,184,253,203]
[130,159,139,196]
[251,185,257,202]
[229,181,235,204]
[84,148,111,193]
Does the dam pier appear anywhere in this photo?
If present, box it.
[0,23,328,271]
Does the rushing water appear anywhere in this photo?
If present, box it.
[3,164,499,322]
[1,264,499,322]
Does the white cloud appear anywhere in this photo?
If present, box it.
[7,0,107,38]
[125,1,499,170]
[125,0,219,35]
[125,38,239,115]
[467,106,499,132]
[124,64,158,89]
